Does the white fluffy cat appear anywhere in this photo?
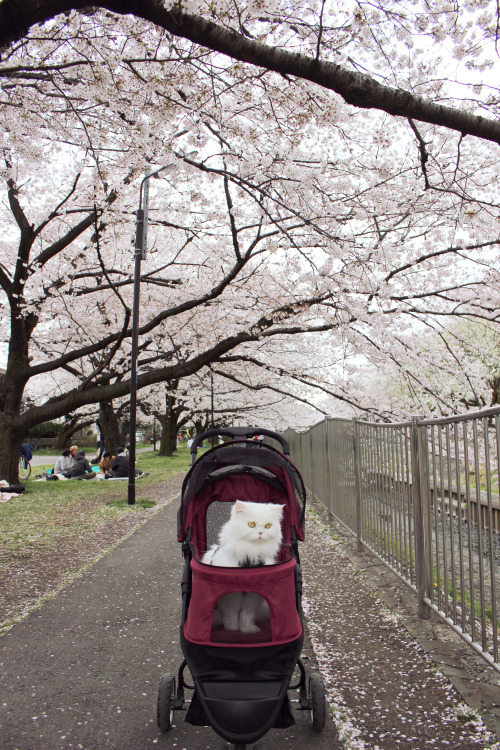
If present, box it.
[202,500,284,633]
[202,499,284,567]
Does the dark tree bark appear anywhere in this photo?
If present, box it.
[157,390,184,457]
[157,414,177,457]
[55,416,95,450]
[98,400,124,455]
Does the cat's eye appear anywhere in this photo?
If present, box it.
[248,521,256,528]
[265,523,272,528]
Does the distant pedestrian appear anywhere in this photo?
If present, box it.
[20,442,33,469]
[94,420,105,462]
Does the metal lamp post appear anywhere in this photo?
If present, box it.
[127,153,197,505]
[128,165,171,505]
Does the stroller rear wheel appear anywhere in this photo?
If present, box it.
[157,673,176,731]
[308,672,326,731]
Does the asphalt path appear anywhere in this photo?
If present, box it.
[0,492,339,749]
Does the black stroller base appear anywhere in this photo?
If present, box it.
[178,634,304,744]
[186,678,294,744]
[158,658,325,747]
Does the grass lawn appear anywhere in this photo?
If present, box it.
[1,448,191,575]
[0,447,194,633]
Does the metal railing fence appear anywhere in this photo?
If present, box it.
[284,407,500,673]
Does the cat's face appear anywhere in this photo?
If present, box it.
[232,500,284,545]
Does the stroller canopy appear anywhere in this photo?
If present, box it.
[178,439,306,552]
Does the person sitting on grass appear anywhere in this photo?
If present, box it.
[109,447,144,478]
[99,451,114,476]
[70,450,96,480]
[109,446,129,478]
[53,449,73,478]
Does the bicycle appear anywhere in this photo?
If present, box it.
[19,456,32,480]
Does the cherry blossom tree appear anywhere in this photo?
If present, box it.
[138,368,311,453]
[1,1,500,143]
[0,61,345,483]
[2,3,500,482]
[353,319,500,419]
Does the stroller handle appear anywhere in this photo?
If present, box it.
[189,427,290,461]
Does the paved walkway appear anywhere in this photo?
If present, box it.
[301,507,500,748]
[0,493,337,750]
[1,488,499,749]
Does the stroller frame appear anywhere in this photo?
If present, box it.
[157,427,326,748]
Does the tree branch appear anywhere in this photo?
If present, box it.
[1,1,500,144]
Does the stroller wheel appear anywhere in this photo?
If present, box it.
[157,673,176,731]
[308,672,326,731]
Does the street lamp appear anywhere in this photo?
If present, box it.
[127,154,196,505]
[128,164,172,505]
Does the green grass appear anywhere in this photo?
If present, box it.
[431,568,498,632]
[1,448,191,554]
[0,448,191,634]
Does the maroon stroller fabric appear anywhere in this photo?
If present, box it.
[178,439,306,649]
[184,557,302,646]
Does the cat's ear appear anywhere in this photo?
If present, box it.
[234,500,247,514]
[271,503,285,518]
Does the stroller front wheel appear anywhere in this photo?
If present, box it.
[308,672,326,731]
[157,673,176,731]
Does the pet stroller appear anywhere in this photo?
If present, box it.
[157,427,326,749]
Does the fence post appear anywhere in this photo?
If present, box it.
[411,417,431,620]
[324,419,333,520]
[309,428,315,503]
[354,419,363,552]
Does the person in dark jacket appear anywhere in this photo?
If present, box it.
[110,447,129,478]
[70,451,96,480]
[20,442,33,469]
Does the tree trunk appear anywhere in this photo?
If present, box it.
[0,415,28,484]
[158,416,171,456]
[99,400,123,454]
[120,417,129,447]
[55,417,95,450]
[192,415,211,436]
[157,393,185,456]
[0,315,32,483]
[55,416,78,450]
[158,414,179,456]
